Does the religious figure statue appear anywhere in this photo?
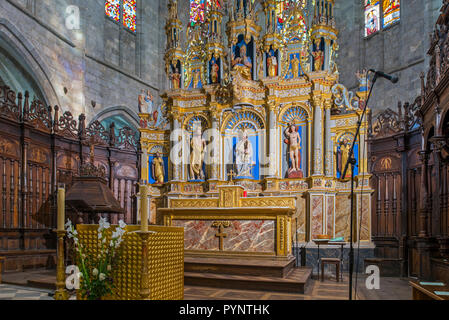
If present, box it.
[312,50,324,71]
[190,126,206,180]
[235,129,254,177]
[211,60,220,84]
[267,50,278,77]
[232,44,252,80]
[138,90,147,114]
[193,69,201,88]
[284,123,303,178]
[170,66,181,89]
[336,139,352,179]
[151,152,165,185]
[290,55,300,78]
[154,103,168,129]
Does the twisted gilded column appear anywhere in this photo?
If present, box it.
[210,109,220,180]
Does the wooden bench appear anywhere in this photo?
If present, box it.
[409,280,449,300]
[0,257,5,284]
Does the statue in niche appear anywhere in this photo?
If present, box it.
[235,129,254,177]
[170,66,181,89]
[232,43,252,80]
[336,138,352,179]
[151,152,165,185]
[193,69,202,88]
[290,54,300,78]
[267,50,278,77]
[211,59,220,84]
[284,122,303,178]
[189,126,206,180]
[312,49,324,71]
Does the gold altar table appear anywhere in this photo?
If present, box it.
[159,186,295,259]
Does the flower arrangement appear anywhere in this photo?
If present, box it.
[65,217,127,300]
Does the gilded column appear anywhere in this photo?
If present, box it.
[313,96,324,176]
[324,100,333,177]
[210,109,220,180]
[268,102,277,178]
[170,112,182,181]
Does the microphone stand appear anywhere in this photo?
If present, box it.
[340,70,378,300]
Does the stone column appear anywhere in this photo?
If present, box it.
[313,96,324,176]
[324,100,333,177]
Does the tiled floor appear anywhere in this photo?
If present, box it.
[0,284,54,300]
[0,270,413,300]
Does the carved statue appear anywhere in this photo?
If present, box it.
[291,55,300,78]
[284,123,303,178]
[170,67,181,89]
[232,44,252,80]
[138,90,147,114]
[152,152,165,184]
[267,51,278,77]
[235,129,254,177]
[193,69,201,88]
[312,50,324,71]
[336,139,352,179]
[190,126,206,180]
[211,61,220,84]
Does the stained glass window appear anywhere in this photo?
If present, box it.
[123,0,137,32]
[189,0,222,26]
[382,0,400,28]
[364,0,380,37]
[190,0,206,26]
[105,0,120,22]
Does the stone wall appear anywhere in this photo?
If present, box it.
[0,0,166,123]
[334,0,442,116]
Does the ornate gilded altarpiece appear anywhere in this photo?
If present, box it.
[139,0,373,256]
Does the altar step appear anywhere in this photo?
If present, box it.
[184,256,312,293]
[184,268,312,294]
[185,256,296,278]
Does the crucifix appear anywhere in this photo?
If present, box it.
[212,221,231,251]
[227,170,236,184]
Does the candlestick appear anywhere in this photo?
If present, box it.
[57,187,65,231]
[54,230,69,300]
[140,184,149,232]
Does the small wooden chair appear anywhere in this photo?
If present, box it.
[320,258,341,282]
[0,256,5,284]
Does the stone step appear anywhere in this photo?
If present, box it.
[185,256,296,278]
[184,267,312,294]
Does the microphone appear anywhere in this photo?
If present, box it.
[369,69,399,83]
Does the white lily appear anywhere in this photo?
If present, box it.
[99,273,106,281]
[92,268,99,277]
[119,220,126,229]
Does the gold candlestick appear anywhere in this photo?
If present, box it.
[138,231,152,300]
[54,230,69,300]
[57,187,65,231]
[140,184,149,232]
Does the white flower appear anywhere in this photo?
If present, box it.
[107,265,112,272]
[99,273,106,281]
[110,240,114,247]
[99,217,110,230]
[119,220,126,229]
[65,220,72,229]
[92,268,99,277]
[98,232,102,239]
[78,272,83,278]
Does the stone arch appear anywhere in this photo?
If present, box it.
[0,18,60,106]
[90,106,140,132]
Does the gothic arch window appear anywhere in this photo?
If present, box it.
[105,0,137,33]
[364,0,400,37]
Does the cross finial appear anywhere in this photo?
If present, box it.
[227,170,236,184]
